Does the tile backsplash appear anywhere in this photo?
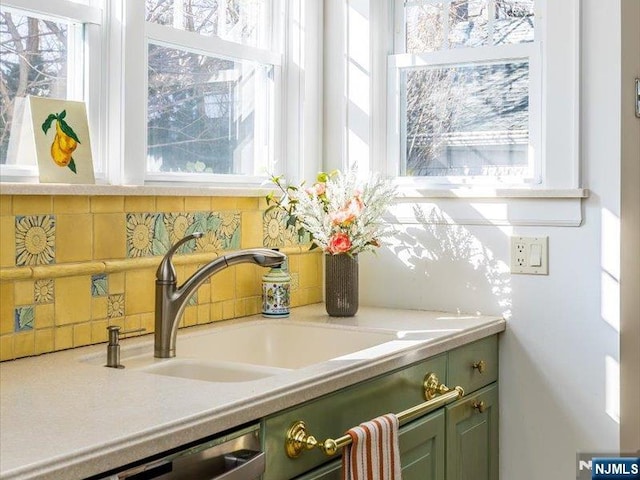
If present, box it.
[0,194,323,361]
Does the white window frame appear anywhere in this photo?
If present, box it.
[385,0,543,188]
[0,0,105,182]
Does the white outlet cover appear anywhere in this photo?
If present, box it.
[510,236,549,275]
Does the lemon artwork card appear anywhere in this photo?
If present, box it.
[28,96,95,184]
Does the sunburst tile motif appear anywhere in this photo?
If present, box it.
[107,294,125,318]
[14,306,34,331]
[15,215,56,266]
[34,279,54,304]
[263,209,285,247]
[91,274,108,297]
[196,231,223,253]
[126,213,156,258]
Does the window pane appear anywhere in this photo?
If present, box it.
[0,9,70,163]
[449,0,488,48]
[494,0,534,45]
[405,2,444,53]
[147,44,273,175]
[145,0,270,48]
[402,61,530,177]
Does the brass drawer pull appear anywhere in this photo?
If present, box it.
[472,360,486,373]
[472,400,486,413]
[285,373,464,459]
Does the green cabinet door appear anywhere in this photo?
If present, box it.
[293,410,445,480]
[445,384,498,480]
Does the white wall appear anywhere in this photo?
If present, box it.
[359,1,623,478]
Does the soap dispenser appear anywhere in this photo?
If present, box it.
[262,249,290,318]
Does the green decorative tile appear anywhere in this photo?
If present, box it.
[34,279,54,304]
[15,306,34,331]
[187,291,198,306]
[91,274,108,297]
[162,212,195,252]
[15,215,56,266]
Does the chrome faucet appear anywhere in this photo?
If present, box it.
[155,232,286,358]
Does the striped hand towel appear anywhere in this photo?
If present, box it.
[341,413,402,480]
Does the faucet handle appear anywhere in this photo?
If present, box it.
[156,232,204,283]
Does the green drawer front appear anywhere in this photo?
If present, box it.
[447,335,497,395]
[262,354,447,480]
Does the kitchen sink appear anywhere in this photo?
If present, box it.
[82,320,398,383]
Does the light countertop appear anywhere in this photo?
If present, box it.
[0,304,505,480]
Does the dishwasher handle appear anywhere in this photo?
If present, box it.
[213,450,265,480]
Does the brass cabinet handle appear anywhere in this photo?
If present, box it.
[472,360,486,374]
[285,373,464,459]
[472,400,486,413]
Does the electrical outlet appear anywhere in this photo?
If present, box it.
[510,236,548,275]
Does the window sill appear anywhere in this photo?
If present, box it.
[0,182,273,197]
[388,187,589,227]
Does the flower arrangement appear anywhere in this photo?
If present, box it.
[266,170,396,255]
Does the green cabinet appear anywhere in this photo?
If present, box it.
[263,334,499,480]
[293,410,445,480]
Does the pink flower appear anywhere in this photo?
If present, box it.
[305,182,326,196]
[329,208,356,226]
[327,233,352,254]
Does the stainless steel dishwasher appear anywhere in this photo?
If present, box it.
[93,424,264,480]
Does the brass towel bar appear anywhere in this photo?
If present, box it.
[285,373,464,458]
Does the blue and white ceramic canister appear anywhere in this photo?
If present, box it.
[262,253,290,318]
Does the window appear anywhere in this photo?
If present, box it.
[144,1,279,180]
[388,0,541,185]
[0,0,102,178]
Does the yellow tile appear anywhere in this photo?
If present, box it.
[35,328,54,355]
[184,196,211,212]
[125,196,155,213]
[140,313,155,334]
[56,214,93,263]
[258,196,269,210]
[0,283,14,334]
[0,195,12,215]
[197,283,210,303]
[107,318,125,330]
[299,253,319,288]
[93,214,126,260]
[236,197,258,211]
[92,297,108,319]
[212,197,237,211]
[246,296,261,316]
[210,268,235,302]
[14,280,34,306]
[55,276,91,325]
[109,272,125,294]
[91,196,124,213]
[0,335,14,361]
[13,196,52,215]
[241,211,263,249]
[124,315,142,333]
[210,302,223,322]
[14,330,35,358]
[35,303,54,328]
[310,286,323,304]
[91,320,109,343]
[316,253,324,285]
[197,304,210,324]
[54,196,90,214]
[288,254,300,275]
[222,300,235,320]
[236,264,260,297]
[156,197,184,212]
[183,306,197,327]
[234,299,246,318]
[124,269,155,315]
[0,216,14,267]
[54,325,73,350]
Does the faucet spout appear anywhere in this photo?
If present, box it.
[154,233,286,358]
